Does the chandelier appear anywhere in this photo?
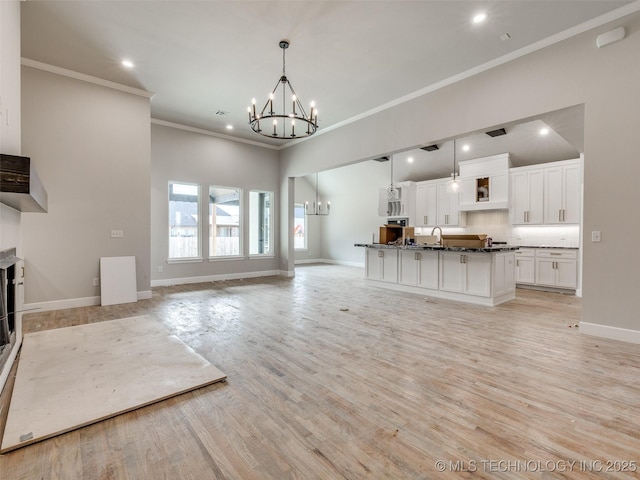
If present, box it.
[248,40,318,139]
[305,172,330,216]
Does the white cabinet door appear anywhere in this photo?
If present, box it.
[465,253,492,297]
[415,183,438,227]
[562,163,581,224]
[439,252,466,292]
[555,259,578,289]
[436,182,462,226]
[544,161,581,224]
[366,248,398,283]
[510,169,544,224]
[399,250,438,289]
[515,256,536,284]
[535,258,557,286]
[440,252,491,297]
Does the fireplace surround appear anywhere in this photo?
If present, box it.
[0,247,23,393]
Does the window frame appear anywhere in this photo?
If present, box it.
[167,181,202,262]
[249,190,275,257]
[208,185,243,260]
[293,203,307,251]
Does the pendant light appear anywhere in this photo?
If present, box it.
[305,172,330,216]
[386,156,399,200]
[446,139,461,193]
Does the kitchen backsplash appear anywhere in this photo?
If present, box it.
[415,210,580,248]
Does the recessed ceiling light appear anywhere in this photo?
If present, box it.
[462,144,470,152]
[121,59,134,68]
[540,128,549,136]
[226,125,233,130]
[472,12,487,24]
[407,157,414,163]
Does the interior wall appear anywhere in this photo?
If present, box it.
[20,66,151,306]
[150,123,280,284]
[293,175,323,262]
[280,12,640,334]
[0,0,22,253]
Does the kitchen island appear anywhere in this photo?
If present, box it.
[355,243,519,306]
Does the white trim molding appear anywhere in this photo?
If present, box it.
[151,269,280,287]
[579,322,640,345]
[21,58,155,98]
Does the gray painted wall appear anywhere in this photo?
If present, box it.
[150,123,280,284]
[20,66,151,305]
[280,12,640,333]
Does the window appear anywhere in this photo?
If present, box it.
[169,182,200,259]
[294,203,306,250]
[249,190,273,255]
[209,186,241,257]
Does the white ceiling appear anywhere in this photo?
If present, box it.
[20,0,635,157]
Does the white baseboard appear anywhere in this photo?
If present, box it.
[579,322,640,344]
[151,269,280,287]
[24,290,153,313]
[295,258,364,268]
[279,269,295,277]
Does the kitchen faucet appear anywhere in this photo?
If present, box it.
[431,226,443,245]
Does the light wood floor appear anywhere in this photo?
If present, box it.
[1,264,639,479]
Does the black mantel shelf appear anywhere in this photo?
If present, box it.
[0,154,48,213]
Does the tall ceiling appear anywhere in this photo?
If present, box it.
[21,1,636,153]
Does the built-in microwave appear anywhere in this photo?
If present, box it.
[387,217,408,226]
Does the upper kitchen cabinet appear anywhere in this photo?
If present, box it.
[458,154,511,211]
[415,181,438,227]
[436,181,465,226]
[378,181,415,222]
[543,158,582,224]
[510,166,544,224]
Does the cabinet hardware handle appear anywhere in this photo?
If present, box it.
[424,216,428,224]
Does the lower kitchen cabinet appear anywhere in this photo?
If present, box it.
[365,247,398,283]
[535,249,578,289]
[439,251,491,297]
[399,249,439,289]
[359,245,516,306]
[514,248,536,284]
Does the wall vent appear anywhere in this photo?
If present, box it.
[485,128,507,137]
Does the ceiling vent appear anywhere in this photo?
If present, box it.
[420,144,439,151]
[372,156,389,162]
[485,128,507,137]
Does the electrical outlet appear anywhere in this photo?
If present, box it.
[111,229,124,238]
[93,277,99,287]
[591,231,602,242]
[157,266,163,273]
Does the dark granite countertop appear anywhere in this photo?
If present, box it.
[354,243,520,253]
[516,245,579,249]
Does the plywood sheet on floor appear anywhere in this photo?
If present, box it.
[1,315,226,452]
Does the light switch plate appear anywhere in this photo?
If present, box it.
[591,231,601,242]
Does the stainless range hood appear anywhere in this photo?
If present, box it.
[0,154,48,213]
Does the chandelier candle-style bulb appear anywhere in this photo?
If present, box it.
[248,40,318,139]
